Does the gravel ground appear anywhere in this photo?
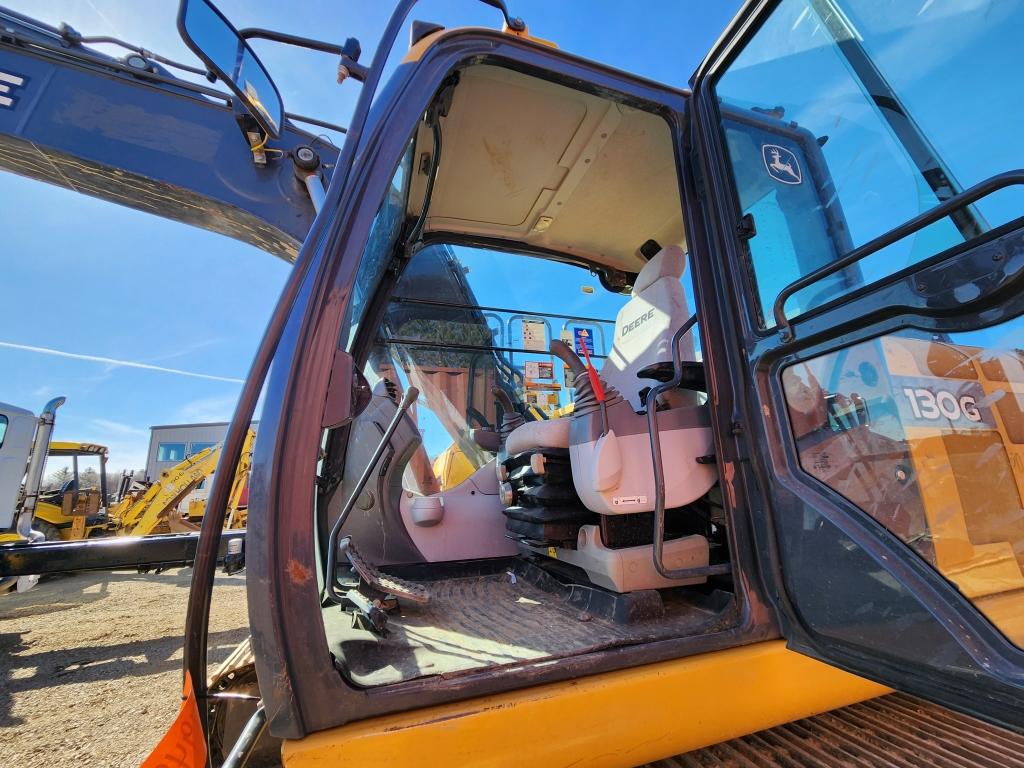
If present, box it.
[0,568,250,768]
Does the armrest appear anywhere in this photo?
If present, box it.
[471,428,501,453]
[637,361,706,392]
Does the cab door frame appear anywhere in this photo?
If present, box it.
[241,28,782,739]
[687,0,1024,730]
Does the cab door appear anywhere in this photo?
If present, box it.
[688,0,1024,730]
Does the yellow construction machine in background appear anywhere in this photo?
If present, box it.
[32,441,112,541]
[0,396,254,546]
[108,429,256,536]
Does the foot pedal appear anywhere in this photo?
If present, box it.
[340,538,431,604]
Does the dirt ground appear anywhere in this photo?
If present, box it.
[2,568,1018,768]
[0,568,250,768]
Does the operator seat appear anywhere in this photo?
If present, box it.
[500,246,713,525]
[499,246,717,593]
[504,244,694,456]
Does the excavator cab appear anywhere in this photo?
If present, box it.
[185,0,1023,759]
[2,0,1023,764]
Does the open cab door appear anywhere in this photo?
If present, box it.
[171,0,1024,764]
[690,0,1024,731]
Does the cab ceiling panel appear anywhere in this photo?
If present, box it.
[423,64,685,274]
[0,33,335,260]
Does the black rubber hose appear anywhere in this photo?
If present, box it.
[549,339,587,378]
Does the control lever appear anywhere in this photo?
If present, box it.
[324,386,419,605]
[579,341,608,436]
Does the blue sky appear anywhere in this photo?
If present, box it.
[0,1,741,470]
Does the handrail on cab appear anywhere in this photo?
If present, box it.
[772,169,1024,342]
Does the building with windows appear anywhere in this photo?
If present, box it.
[144,421,257,495]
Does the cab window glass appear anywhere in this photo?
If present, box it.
[0,415,7,449]
[342,141,414,350]
[783,326,1024,649]
[367,243,630,492]
[714,0,1024,325]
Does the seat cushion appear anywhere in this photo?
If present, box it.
[505,417,571,455]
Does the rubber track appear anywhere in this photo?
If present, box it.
[644,694,1024,768]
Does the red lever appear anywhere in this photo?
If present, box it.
[580,342,605,402]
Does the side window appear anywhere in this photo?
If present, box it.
[188,442,216,456]
[782,327,1024,649]
[157,442,186,462]
[714,0,1024,325]
[0,415,7,449]
[341,141,414,351]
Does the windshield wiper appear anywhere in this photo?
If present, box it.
[809,0,988,241]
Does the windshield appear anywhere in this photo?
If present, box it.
[714,0,1024,325]
[368,243,633,490]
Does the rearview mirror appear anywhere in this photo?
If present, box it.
[177,0,284,138]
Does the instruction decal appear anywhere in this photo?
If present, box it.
[612,495,648,507]
[525,361,554,380]
[522,320,547,352]
[573,327,595,357]
[762,144,802,185]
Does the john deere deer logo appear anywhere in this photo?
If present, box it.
[762,144,802,185]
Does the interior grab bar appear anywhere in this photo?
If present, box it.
[324,386,418,603]
[645,316,732,581]
[773,169,1024,341]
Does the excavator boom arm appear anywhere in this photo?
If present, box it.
[110,430,254,535]
[0,6,339,260]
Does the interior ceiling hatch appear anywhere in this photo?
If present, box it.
[417,64,686,275]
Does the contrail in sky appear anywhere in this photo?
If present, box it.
[0,341,244,384]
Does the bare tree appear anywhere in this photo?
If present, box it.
[79,467,100,490]
[43,466,72,491]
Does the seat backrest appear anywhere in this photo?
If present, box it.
[601,245,696,411]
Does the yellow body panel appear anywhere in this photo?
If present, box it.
[431,443,477,491]
[281,640,888,768]
[784,336,1024,649]
[881,337,1024,646]
[33,500,105,540]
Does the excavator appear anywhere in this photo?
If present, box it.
[110,429,256,536]
[1,1,1024,766]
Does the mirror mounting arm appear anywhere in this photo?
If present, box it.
[238,28,368,84]
[239,27,345,55]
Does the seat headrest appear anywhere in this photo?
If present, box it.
[633,245,685,294]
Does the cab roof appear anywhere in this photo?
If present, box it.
[48,441,108,457]
[411,62,685,282]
